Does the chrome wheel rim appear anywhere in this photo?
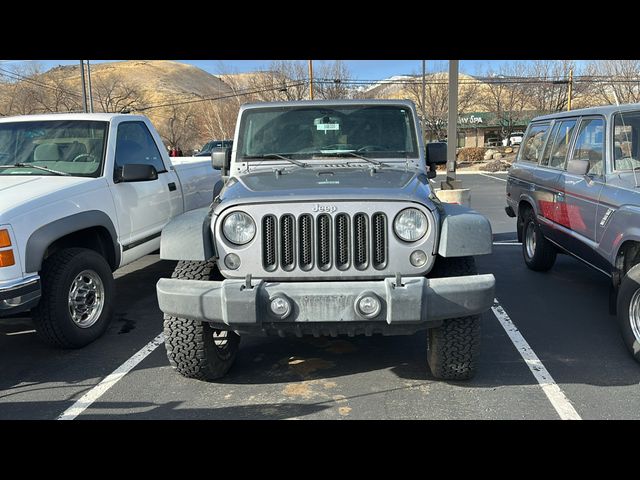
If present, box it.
[525,222,537,259]
[628,289,640,342]
[68,269,104,328]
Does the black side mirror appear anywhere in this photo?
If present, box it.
[567,159,590,176]
[115,164,158,183]
[211,146,232,172]
[426,142,448,165]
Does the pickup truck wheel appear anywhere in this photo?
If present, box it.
[31,248,114,348]
[616,263,640,362]
[163,260,240,381]
[522,210,556,272]
[427,256,481,380]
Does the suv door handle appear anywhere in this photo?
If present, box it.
[168,182,177,192]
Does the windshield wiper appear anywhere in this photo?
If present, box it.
[0,163,71,176]
[316,151,389,168]
[244,153,307,168]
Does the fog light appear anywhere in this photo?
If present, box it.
[356,293,381,318]
[270,295,291,318]
[224,253,241,270]
[410,250,428,267]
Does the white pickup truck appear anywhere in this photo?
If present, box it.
[0,113,219,348]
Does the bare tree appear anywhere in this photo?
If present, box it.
[157,104,199,153]
[480,62,529,145]
[93,73,147,113]
[585,60,640,105]
[315,61,352,99]
[248,61,309,102]
[524,60,582,113]
[404,69,479,141]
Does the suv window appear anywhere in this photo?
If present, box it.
[115,122,166,173]
[519,123,550,163]
[572,118,605,176]
[548,119,577,169]
[613,111,640,171]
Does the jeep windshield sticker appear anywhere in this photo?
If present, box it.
[316,123,340,131]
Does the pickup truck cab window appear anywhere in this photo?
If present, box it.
[519,123,550,163]
[115,121,166,174]
[572,117,605,176]
[548,119,577,169]
[613,111,640,171]
[0,120,107,177]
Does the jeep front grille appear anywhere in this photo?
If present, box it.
[261,212,387,273]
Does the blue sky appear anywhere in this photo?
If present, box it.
[0,59,540,79]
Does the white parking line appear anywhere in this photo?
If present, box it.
[492,242,522,246]
[478,173,507,182]
[57,333,165,420]
[491,299,581,420]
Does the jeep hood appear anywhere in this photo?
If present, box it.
[216,167,435,211]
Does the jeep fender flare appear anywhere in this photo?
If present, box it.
[160,207,215,261]
[437,203,492,257]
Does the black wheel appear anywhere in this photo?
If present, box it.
[521,209,556,271]
[427,256,481,380]
[616,263,640,362]
[163,260,240,380]
[32,248,114,348]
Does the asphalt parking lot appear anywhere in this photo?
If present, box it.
[2,172,639,420]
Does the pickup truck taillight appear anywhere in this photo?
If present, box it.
[0,229,15,267]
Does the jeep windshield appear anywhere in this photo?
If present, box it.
[0,120,108,177]
[237,104,419,161]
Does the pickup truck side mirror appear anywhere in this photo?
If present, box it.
[114,164,158,183]
[211,147,232,172]
[567,159,590,176]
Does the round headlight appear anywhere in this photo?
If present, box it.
[394,208,428,242]
[222,211,256,245]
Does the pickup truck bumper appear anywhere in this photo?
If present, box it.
[0,276,41,317]
[157,275,495,334]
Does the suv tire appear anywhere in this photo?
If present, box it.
[427,256,481,380]
[616,263,640,362]
[522,209,556,271]
[164,260,240,380]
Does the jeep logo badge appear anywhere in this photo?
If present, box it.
[312,204,337,213]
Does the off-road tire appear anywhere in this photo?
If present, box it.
[522,209,556,271]
[163,260,240,381]
[616,263,640,362]
[427,256,481,380]
[32,248,114,348]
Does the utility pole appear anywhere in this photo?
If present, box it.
[421,60,426,142]
[442,60,461,190]
[86,60,94,113]
[308,60,314,100]
[567,68,573,111]
[79,60,88,113]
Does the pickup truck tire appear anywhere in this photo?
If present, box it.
[522,209,556,272]
[164,260,240,381]
[31,248,114,348]
[616,263,640,362]
[427,256,481,380]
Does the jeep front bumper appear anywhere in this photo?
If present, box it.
[157,275,495,331]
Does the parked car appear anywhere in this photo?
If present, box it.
[502,131,524,146]
[0,113,219,348]
[196,140,233,157]
[157,99,495,381]
[505,104,640,362]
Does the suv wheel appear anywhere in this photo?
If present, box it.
[163,260,240,380]
[616,263,640,362]
[427,256,481,380]
[522,209,556,271]
[32,248,114,348]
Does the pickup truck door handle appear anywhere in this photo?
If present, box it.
[168,182,177,192]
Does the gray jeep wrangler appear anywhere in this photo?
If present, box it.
[156,99,495,381]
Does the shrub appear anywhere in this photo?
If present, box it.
[457,147,485,162]
[484,159,510,172]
